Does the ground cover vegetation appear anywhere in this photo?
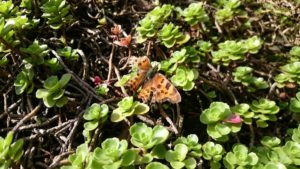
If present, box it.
[0,0,300,168]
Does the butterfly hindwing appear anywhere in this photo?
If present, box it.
[138,73,181,104]
[125,56,181,104]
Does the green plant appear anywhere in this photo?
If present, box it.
[44,57,62,72]
[233,66,268,92]
[250,98,280,128]
[165,144,197,169]
[170,66,198,91]
[275,62,300,87]
[0,0,18,18]
[95,84,109,96]
[212,40,247,66]
[160,47,200,75]
[110,97,149,122]
[260,136,281,148]
[231,103,254,125]
[282,141,300,166]
[129,122,169,150]
[83,103,109,142]
[35,73,71,108]
[41,0,73,29]
[289,46,300,62]
[251,125,300,168]
[61,143,91,169]
[215,0,242,25]
[292,125,300,144]
[174,134,202,158]
[158,23,190,48]
[146,162,170,169]
[244,36,264,54]
[202,141,224,169]
[212,36,263,66]
[136,4,174,43]
[200,102,242,141]
[0,131,24,169]
[289,92,300,113]
[182,2,209,26]
[57,46,80,61]
[90,138,137,169]
[20,40,49,67]
[223,144,258,169]
[14,68,34,95]
[196,40,212,53]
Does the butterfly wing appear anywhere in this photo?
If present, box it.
[125,56,151,91]
[138,73,181,104]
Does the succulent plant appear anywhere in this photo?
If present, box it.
[158,23,190,48]
[110,97,149,122]
[233,66,268,92]
[41,0,73,29]
[223,144,258,169]
[95,84,109,96]
[61,143,91,169]
[146,162,170,169]
[202,141,224,169]
[136,4,174,43]
[83,103,109,142]
[160,47,200,75]
[212,40,247,66]
[260,136,281,148]
[0,131,24,169]
[289,92,300,113]
[250,99,280,128]
[174,134,202,158]
[21,40,49,67]
[292,125,300,143]
[170,66,198,91]
[282,141,300,165]
[215,0,242,25]
[231,103,254,125]
[182,2,209,26]
[165,144,197,169]
[275,62,300,87]
[196,40,212,53]
[243,36,263,54]
[35,73,71,108]
[14,68,34,95]
[200,102,242,141]
[289,46,300,62]
[212,36,263,66]
[129,122,169,150]
[90,138,137,168]
[57,46,80,61]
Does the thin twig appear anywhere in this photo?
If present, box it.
[107,45,115,82]
[52,50,103,102]
[158,105,178,135]
[13,103,42,132]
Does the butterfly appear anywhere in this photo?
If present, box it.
[125,56,181,104]
[111,25,122,35]
[113,35,131,47]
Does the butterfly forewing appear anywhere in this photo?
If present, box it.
[125,56,151,90]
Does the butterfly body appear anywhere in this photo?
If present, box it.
[125,56,181,104]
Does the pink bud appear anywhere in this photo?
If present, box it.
[224,114,242,124]
[94,76,102,86]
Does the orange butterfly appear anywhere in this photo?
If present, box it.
[125,56,181,104]
[111,25,122,35]
[113,35,131,47]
